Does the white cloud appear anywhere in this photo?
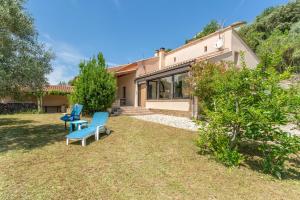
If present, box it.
[47,64,75,85]
[41,33,118,84]
[106,61,119,66]
[41,34,86,84]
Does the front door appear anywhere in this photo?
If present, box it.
[138,83,146,107]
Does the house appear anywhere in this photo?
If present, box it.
[0,85,73,113]
[109,22,259,117]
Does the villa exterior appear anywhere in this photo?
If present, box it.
[109,22,259,117]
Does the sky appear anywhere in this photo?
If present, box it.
[25,0,289,84]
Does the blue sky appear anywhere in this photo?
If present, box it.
[26,0,288,84]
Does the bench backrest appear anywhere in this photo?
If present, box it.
[71,104,83,117]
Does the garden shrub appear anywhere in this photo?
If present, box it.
[192,61,300,178]
[71,53,117,114]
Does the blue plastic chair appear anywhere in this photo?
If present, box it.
[60,104,83,129]
[66,112,110,146]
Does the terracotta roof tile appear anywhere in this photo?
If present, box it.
[108,63,138,75]
[44,85,73,93]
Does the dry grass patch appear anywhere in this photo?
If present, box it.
[0,114,299,199]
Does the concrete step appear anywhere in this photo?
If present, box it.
[119,106,153,116]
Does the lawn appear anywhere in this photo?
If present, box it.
[0,114,299,199]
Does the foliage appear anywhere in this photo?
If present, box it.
[238,1,300,52]
[287,82,300,127]
[188,61,226,112]
[192,61,300,178]
[238,1,300,73]
[197,120,244,167]
[68,78,76,86]
[257,28,300,73]
[71,53,116,114]
[58,81,68,85]
[186,20,220,44]
[0,0,53,99]
[45,90,70,96]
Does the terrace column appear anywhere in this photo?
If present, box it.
[134,83,138,107]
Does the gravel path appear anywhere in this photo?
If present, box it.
[280,124,300,137]
[131,114,199,131]
[131,114,300,136]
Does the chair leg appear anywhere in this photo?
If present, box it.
[82,139,86,147]
[66,138,69,145]
[96,132,99,141]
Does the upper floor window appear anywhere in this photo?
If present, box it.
[173,57,177,62]
[204,46,208,52]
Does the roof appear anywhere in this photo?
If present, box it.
[44,85,74,93]
[110,22,245,77]
[136,48,231,80]
[165,21,245,55]
[108,62,138,76]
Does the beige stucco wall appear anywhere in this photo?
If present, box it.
[42,95,69,106]
[136,58,159,77]
[231,30,259,68]
[117,72,136,106]
[145,100,190,111]
[164,29,232,67]
[135,28,258,79]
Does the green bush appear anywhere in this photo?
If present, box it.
[192,61,300,178]
[197,122,244,167]
[71,53,117,114]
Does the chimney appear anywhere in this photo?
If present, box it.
[158,47,165,70]
[154,49,159,57]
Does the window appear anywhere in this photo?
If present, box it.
[159,76,172,99]
[147,72,189,100]
[204,46,207,52]
[234,51,239,65]
[174,57,177,62]
[147,80,158,99]
[174,73,189,98]
[122,87,126,98]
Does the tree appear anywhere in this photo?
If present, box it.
[68,78,77,86]
[186,20,220,44]
[0,0,53,100]
[192,61,300,178]
[238,1,300,73]
[238,1,300,52]
[58,81,68,85]
[71,53,117,114]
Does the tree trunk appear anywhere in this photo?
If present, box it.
[37,96,43,113]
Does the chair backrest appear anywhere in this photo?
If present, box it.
[70,104,83,116]
[90,112,109,127]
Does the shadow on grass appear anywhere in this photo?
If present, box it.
[0,118,35,127]
[0,120,66,153]
[239,142,300,180]
[67,130,113,146]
